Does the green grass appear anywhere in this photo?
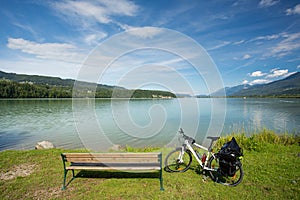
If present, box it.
[0,131,299,200]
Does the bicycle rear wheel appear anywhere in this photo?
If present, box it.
[207,155,243,186]
[165,148,192,172]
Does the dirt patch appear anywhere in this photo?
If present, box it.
[33,187,62,200]
[32,186,75,200]
[0,163,36,180]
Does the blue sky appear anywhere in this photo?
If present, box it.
[0,0,300,95]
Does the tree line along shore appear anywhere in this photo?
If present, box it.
[0,79,176,98]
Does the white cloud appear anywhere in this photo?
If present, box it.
[248,33,283,44]
[101,0,139,16]
[266,69,288,78]
[249,70,265,77]
[297,65,300,69]
[286,4,300,15]
[242,54,251,59]
[233,54,252,61]
[253,34,281,41]
[51,0,139,29]
[53,1,109,24]
[267,32,300,57]
[154,57,186,67]
[84,32,107,45]
[126,27,164,39]
[114,23,134,31]
[211,14,229,20]
[247,68,295,85]
[250,79,270,85]
[242,80,249,84]
[207,41,231,51]
[258,0,280,8]
[7,37,85,63]
[270,67,279,72]
[233,40,245,45]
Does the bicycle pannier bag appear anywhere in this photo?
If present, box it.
[218,137,243,177]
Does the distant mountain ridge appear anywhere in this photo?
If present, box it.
[0,70,121,90]
[0,70,176,98]
[211,72,300,97]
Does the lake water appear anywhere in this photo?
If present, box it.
[0,98,299,151]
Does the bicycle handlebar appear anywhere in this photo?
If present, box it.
[178,128,195,144]
[179,128,220,150]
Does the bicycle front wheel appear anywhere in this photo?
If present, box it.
[165,148,192,172]
[207,155,243,186]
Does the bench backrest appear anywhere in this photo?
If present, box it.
[61,153,162,164]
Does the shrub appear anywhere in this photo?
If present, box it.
[215,129,299,152]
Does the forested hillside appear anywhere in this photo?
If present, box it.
[0,71,176,98]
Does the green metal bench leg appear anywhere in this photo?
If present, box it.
[159,153,164,191]
[62,169,68,190]
[160,169,164,191]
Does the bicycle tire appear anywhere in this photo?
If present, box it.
[165,148,192,172]
[207,155,243,186]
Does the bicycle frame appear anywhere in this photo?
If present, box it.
[180,138,217,172]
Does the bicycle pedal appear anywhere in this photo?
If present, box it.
[202,175,208,181]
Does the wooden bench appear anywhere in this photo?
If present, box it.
[61,152,164,191]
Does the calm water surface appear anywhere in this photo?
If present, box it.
[0,98,299,151]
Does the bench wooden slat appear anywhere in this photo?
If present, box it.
[66,166,161,170]
[65,158,159,163]
[62,153,161,163]
[68,162,160,170]
[62,153,161,158]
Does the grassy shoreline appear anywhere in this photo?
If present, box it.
[0,131,299,200]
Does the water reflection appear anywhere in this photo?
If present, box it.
[0,98,299,151]
[0,130,31,150]
[223,98,300,134]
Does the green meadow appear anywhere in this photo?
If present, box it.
[0,130,299,200]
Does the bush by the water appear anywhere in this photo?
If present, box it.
[215,129,299,151]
